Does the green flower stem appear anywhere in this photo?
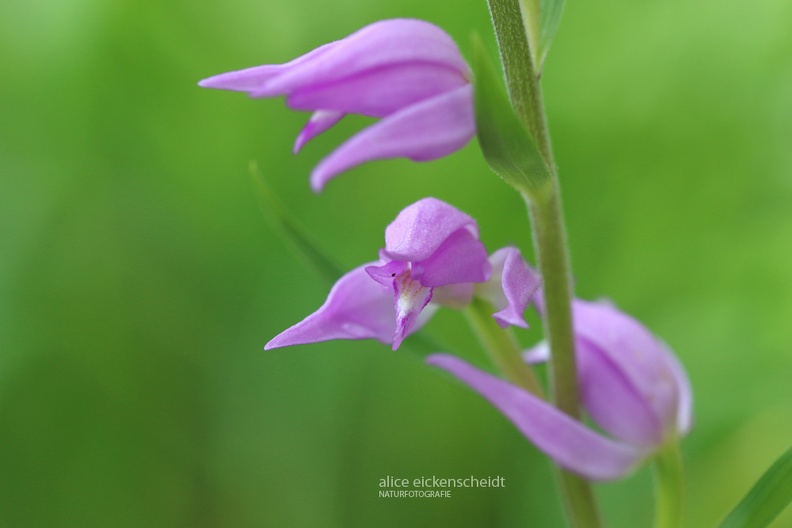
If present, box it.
[487,0,600,525]
[492,2,595,524]
[525,185,602,528]
[464,298,543,397]
[523,182,576,415]
[653,440,685,528]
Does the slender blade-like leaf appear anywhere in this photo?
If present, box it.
[517,0,566,71]
[720,444,792,528]
[539,0,565,69]
[249,161,343,284]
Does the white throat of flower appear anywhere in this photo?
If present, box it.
[390,264,433,349]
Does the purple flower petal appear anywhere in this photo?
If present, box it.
[293,110,345,153]
[523,301,693,446]
[381,197,478,262]
[415,228,491,287]
[286,62,467,118]
[576,335,665,446]
[309,84,474,191]
[197,41,339,93]
[572,300,684,439]
[252,19,469,98]
[427,354,647,481]
[200,19,473,189]
[265,263,394,349]
[477,247,540,329]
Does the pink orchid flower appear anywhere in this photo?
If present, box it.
[199,19,474,191]
[265,198,538,351]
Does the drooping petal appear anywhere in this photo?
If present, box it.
[427,354,647,481]
[391,272,433,350]
[293,110,345,153]
[253,19,469,98]
[572,300,682,437]
[264,263,394,349]
[415,228,491,287]
[476,247,541,328]
[381,197,478,262]
[310,85,474,191]
[286,63,467,117]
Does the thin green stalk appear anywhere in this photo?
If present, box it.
[487,1,600,525]
[488,0,578,416]
[525,185,601,528]
[654,441,685,528]
[464,298,542,396]
[524,182,577,416]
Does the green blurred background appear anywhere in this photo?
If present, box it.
[2,0,791,526]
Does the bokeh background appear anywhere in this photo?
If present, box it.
[2,0,792,526]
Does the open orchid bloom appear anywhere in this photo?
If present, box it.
[266,198,536,351]
[428,299,693,481]
[199,19,474,191]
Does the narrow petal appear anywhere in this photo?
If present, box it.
[293,110,345,153]
[265,263,393,349]
[476,247,540,328]
[382,197,478,262]
[310,85,474,191]
[256,19,469,98]
[286,63,467,117]
[415,228,491,287]
[427,354,647,481]
[198,41,339,93]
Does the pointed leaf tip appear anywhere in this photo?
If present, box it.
[249,162,344,285]
[518,0,566,71]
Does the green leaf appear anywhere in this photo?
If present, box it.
[720,444,792,528]
[471,34,551,195]
[539,0,565,69]
[518,0,566,71]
